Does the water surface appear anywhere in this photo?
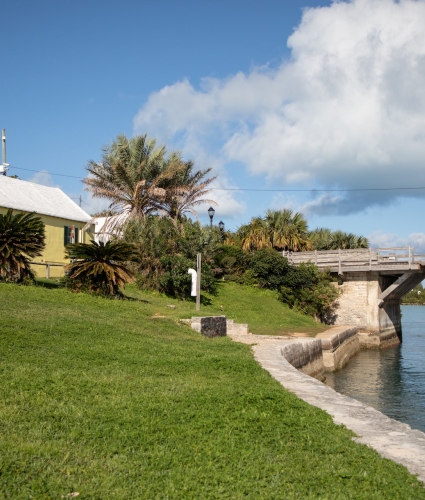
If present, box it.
[325,305,425,433]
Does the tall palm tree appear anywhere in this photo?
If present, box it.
[236,217,269,252]
[309,227,368,250]
[65,240,138,296]
[236,209,310,252]
[265,209,311,251]
[84,134,168,220]
[0,209,45,282]
[309,227,333,251]
[84,134,217,227]
[330,230,369,250]
[159,153,217,222]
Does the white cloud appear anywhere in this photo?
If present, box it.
[27,170,59,188]
[134,0,425,216]
[368,230,425,252]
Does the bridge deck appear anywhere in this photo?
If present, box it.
[282,247,425,274]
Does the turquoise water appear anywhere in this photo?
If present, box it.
[325,305,425,433]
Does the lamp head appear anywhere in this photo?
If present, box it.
[208,206,215,221]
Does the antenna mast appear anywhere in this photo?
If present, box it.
[1,129,9,176]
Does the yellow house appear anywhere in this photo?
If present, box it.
[0,176,93,277]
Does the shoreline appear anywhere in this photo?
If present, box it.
[228,331,425,483]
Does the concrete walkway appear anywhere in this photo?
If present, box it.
[228,333,425,483]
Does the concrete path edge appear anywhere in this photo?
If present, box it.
[229,333,425,483]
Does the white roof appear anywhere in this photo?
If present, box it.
[0,176,91,223]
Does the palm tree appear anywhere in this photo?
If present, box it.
[0,209,45,282]
[309,228,368,250]
[265,209,311,251]
[84,134,217,227]
[236,217,269,252]
[65,240,138,296]
[236,209,310,252]
[159,152,217,222]
[309,228,333,251]
[330,230,369,250]
[84,134,168,220]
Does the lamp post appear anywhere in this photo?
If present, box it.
[208,206,215,228]
[218,221,225,243]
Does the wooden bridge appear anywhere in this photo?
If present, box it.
[281,247,425,347]
[282,247,425,274]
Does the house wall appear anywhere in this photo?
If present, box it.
[0,207,94,278]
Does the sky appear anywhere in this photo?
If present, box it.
[3,0,425,250]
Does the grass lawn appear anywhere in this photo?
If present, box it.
[37,278,327,336]
[121,280,327,336]
[0,283,424,499]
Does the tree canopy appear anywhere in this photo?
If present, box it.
[84,134,216,225]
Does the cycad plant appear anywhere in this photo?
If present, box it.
[0,209,45,282]
[65,241,138,296]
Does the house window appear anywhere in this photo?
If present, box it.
[64,226,79,245]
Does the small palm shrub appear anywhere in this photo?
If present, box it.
[0,209,45,283]
[65,241,138,296]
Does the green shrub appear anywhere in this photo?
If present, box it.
[248,248,290,289]
[278,263,339,322]
[158,255,217,299]
[213,244,249,280]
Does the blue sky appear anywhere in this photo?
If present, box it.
[3,0,425,250]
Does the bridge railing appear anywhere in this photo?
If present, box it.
[282,247,425,273]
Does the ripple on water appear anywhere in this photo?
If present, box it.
[325,305,425,433]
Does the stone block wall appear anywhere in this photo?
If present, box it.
[281,339,324,381]
[226,320,249,335]
[334,272,380,331]
[191,316,227,338]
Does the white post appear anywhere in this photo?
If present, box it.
[188,269,197,297]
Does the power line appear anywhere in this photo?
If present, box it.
[11,166,83,179]
[70,197,97,211]
[210,187,425,192]
[9,165,425,193]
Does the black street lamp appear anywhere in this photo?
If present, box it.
[208,206,215,228]
[218,221,225,231]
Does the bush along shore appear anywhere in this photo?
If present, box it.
[1,282,424,498]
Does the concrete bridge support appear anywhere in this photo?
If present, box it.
[332,271,424,347]
[283,247,425,347]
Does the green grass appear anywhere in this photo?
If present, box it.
[0,283,424,499]
[123,280,327,335]
[37,278,327,336]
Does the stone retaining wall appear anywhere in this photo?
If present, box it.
[281,339,325,381]
[316,326,360,371]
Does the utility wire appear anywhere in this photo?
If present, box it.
[9,165,425,193]
[70,197,97,211]
[11,166,83,179]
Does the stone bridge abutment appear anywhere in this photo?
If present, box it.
[283,248,425,347]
